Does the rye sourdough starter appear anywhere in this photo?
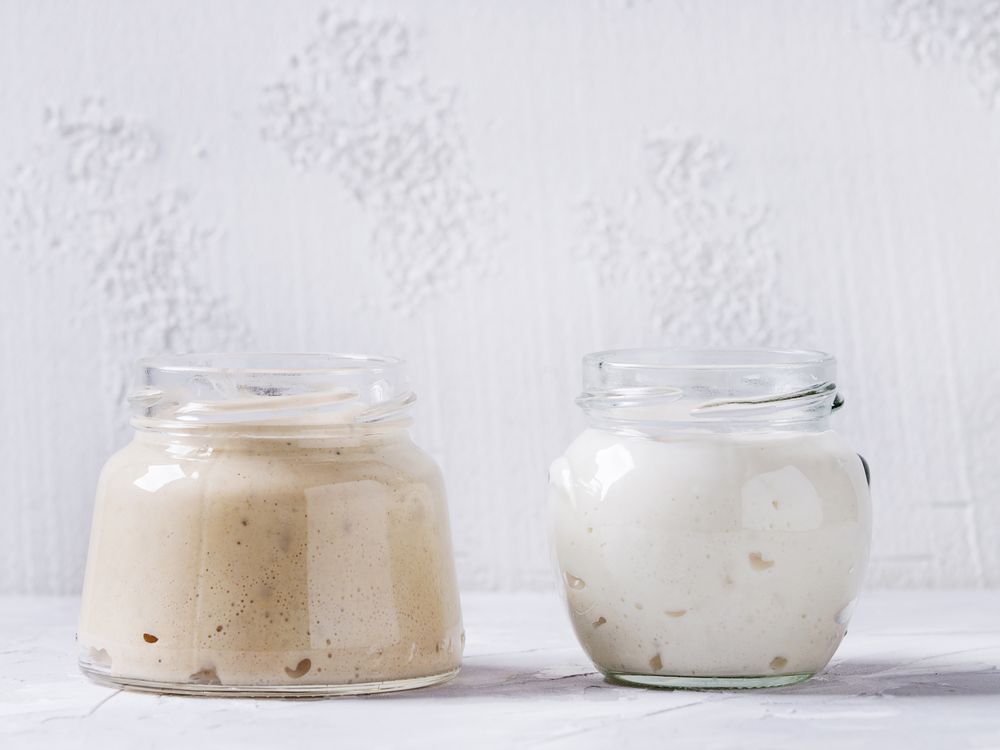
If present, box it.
[549,428,871,679]
[79,429,463,689]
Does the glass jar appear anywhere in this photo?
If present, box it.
[549,349,871,689]
[78,354,464,696]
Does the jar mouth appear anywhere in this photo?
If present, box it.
[579,348,839,431]
[129,352,414,437]
[584,348,834,372]
[135,352,403,376]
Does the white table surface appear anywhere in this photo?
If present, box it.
[1,591,998,749]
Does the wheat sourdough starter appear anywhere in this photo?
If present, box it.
[78,431,463,688]
[549,428,871,679]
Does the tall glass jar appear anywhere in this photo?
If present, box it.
[549,349,871,689]
[78,354,464,696]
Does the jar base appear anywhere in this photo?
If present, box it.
[604,671,815,690]
[79,663,460,698]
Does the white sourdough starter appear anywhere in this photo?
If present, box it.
[549,428,871,678]
[79,431,463,688]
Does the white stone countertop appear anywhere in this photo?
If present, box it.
[1,591,998,749]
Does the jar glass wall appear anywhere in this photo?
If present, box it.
[549,349,871,689]
[78,354,463,697]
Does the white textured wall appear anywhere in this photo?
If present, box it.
[1,0,998,593]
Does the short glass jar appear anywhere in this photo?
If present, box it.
[549,349,871,689]
[78,354,463,696]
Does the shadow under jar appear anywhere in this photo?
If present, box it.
[78,354,464,697]
[549,349,872,690]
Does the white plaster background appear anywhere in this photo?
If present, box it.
[1,0,998,594]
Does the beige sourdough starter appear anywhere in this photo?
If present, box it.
[78,355,463,695]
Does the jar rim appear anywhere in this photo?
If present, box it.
[136,352,403,376]
[584,348,834,372]
[579,347,840,432]
[130,352,414,437]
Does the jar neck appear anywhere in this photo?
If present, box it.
[134,424,412,451]
[578,348,841,435]
[582,398,835,436]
